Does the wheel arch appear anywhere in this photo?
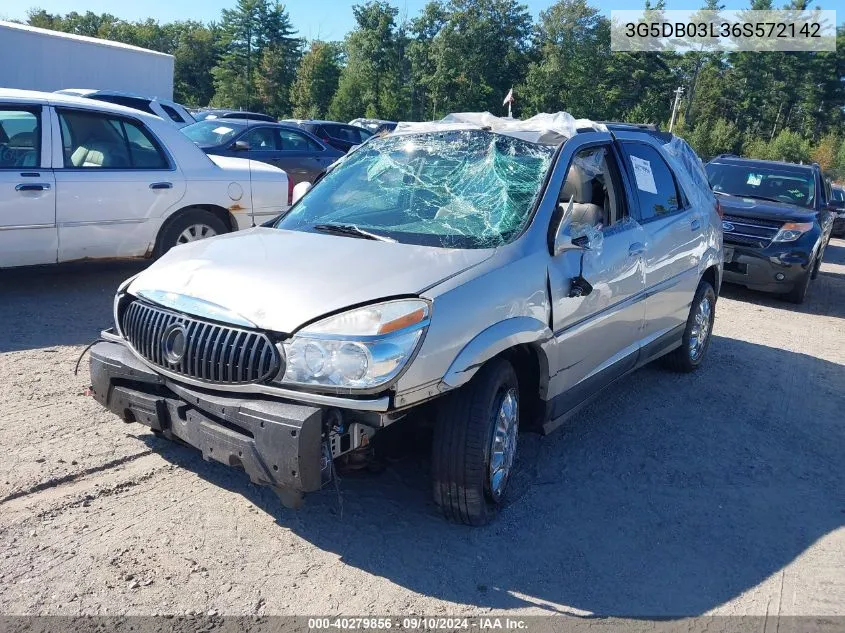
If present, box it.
[702,263,721,296]
[441,317,551,427]
[152,204,237,256]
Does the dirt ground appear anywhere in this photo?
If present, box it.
[1,241,843,618]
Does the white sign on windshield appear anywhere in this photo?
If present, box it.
[747,173,763,186]
[212,126,234,135]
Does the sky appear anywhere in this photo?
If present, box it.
[3,0,838,42]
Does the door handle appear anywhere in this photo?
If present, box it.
[628,242,646,256]
[149,182,173,190]
[690,219,702,231]
[16,183,50,192]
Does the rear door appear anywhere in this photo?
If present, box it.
[618,139,704,345]
[52,107,186,261]
[0,104,57,267]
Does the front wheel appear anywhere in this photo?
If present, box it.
[662,280,716,373]
[784,265,812,304]
[432,358,519,526]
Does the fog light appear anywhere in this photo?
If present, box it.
[775,273,785,281]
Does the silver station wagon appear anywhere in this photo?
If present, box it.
[89,112,722,525]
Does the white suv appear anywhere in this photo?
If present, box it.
[54,89,195,128]
[0,89,290,268]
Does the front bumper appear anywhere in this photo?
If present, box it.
[722,242,813,293]
[89,341,326,492]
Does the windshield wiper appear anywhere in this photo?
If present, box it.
[720,192,787,205]
[312,223,395,242]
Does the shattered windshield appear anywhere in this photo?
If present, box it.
[275,130,556,248]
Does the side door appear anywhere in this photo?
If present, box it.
[618,139,704,347]
[239,125,280,169]
[547,139,648,418]
[52,107,187,262]
[0,104,57,267]
[274,128,337,185]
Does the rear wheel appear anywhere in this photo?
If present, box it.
[662,280,716,373]
[154,208,228,258]
[432,358,519,526]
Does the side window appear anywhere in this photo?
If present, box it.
[160,104,184,123]
[278,129,323,152]
[0,107,41,168]
[326,124,359,144]
[58,109,168,169]
[621,143,681,220]
[559,145,626,229]
[243,127,278,150]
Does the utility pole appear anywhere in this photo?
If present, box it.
[669,86,684,132]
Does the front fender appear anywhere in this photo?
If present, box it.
[442,316,552,389]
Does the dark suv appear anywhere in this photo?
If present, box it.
[831,184,845,237]
[705,156,835,303]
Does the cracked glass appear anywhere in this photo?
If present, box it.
[275,130,556,249]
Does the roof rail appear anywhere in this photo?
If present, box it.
[599,121,661,131]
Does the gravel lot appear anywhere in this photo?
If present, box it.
[1,241,843,618]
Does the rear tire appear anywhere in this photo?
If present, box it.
[662,280,716,373]
[432,358,519,526]
[154,208,228,258]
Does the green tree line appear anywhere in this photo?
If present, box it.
[23,0,845,177]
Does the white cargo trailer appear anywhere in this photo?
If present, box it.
[0,21,174,99]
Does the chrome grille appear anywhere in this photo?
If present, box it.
[121,301,280,384]
[722,214,783,248]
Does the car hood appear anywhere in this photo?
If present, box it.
[127,227,495,333]
[207,154,285,178]
[717,193,816,222]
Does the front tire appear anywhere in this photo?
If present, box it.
[154,208,228,258]
[662,280,716,373]
[784,265,812,304]
[432,358,519,526]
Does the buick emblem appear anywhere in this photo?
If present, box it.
[722,221,735,232]
[161,323,188,365]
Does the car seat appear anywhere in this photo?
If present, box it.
[561,164,604,227]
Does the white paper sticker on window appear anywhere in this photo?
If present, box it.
[212,126,233,135]
[630,155,657,194]
[746,173,762,186]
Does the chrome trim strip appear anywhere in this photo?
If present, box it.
[0,223,55,231]
[58,218,146,228]
[136,290,257,328]
[99,330,391,412]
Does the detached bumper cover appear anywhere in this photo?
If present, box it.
[89,341,325,492]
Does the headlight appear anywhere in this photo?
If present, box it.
[773,222,813,243]
[279,299,430,390]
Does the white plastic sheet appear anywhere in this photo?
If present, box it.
[393,112,607,146]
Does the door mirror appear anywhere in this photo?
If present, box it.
[826,199,845,212]
[552,196,602,255]
[291,181,312,204]
[232,140,250,151]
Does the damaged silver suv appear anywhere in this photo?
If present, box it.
[89,113,722,525]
